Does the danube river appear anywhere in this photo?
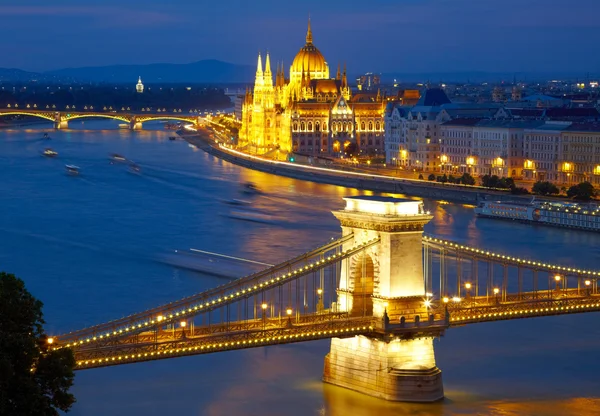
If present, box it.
[2,120,600,416]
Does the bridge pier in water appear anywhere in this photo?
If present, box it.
[131,121,143,130]
[54,119,68,129]
[323,196,444,402]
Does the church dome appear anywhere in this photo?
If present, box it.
[292,44,327,75]
[290,19,329,80]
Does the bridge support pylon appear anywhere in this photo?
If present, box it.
[323,196,444,402]
[54,120,68,129]
[130,118,143,130]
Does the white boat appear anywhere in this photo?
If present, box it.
[118,124,130,129]
[110,153,126,162]
[474,198,600,232]
[65,165,80,175]
[43,148,58,157]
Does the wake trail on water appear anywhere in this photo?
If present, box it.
[132,162,232,184]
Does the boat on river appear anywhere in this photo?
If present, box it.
[110,153,126,162]
[65,165,80,175]
[42,148,58,157]
[475,198,600,232]
[129,163,141,174]
[169,136,177,141]
[241,182,261,195]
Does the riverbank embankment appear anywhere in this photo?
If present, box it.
[184,134,536,205]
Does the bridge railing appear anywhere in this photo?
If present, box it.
[56,235,377,347]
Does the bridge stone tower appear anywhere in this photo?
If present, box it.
[323,196,444,402]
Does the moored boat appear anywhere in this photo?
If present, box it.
[474,198,600,232]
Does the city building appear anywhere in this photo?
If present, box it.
[439,119,545,177]
[560,123,600,185]
[384,88,505,172]
[136,77,144,93]
[356,73,381,91]
[238,20,385,157]
[225,88,245,120]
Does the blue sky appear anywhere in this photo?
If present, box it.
[1,0,599,74]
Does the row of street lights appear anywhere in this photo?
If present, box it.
[431,274,595,310]
[4,103,216,114]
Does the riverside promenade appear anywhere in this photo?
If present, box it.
[186,134,523,204]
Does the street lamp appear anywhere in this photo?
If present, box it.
[316,288,324,313]
[47,337,54,345]
[493,287,500,304]
[286,307,293,327]
[554,274,562,293]
[261,302,268,329]
[180,320,187,338]
[585,280,592,296]
[465,282,472,306]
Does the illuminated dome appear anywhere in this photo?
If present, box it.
[290,19,329,83]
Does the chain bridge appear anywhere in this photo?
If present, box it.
[0,108,203,129]
[50,196,600,402]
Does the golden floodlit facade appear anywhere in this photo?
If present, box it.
[239,19,386,157]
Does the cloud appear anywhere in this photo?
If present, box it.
[0,6,185,27]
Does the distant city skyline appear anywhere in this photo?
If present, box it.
[1,0,599,75]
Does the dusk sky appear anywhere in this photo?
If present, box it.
[1,0,599,75]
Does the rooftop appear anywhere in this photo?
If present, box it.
[416,88,451,106]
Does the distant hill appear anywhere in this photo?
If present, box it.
[0,68,44,82]
[46,60,255,84]
[381,71,594,84]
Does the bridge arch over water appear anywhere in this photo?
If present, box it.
[49,195,600,403]
[0,109,203,129]
[0,111,57,123]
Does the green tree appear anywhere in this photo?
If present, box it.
[418,174,424,180]
[532,181,560,196]
[567,182,596,201]
[460,173,476,185]
[427,173,436,181]
[0,272,76,416]
[511,186,530,195]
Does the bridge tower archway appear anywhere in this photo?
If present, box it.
[324,196,444,402]
[348,252,377,316]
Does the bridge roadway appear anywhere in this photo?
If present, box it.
[56,234,369,347]
[52,234,600,370]
[0,108,204,129]
[72,311,448,370]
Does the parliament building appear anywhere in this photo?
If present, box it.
[238,20,385,157]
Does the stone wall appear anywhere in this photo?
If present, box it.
[323,336,444,402]
[187,135,534,205]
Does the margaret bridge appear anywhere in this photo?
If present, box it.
[49,196,600,402]
[0,108,205,130]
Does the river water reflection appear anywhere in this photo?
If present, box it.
[1,120,599,416]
